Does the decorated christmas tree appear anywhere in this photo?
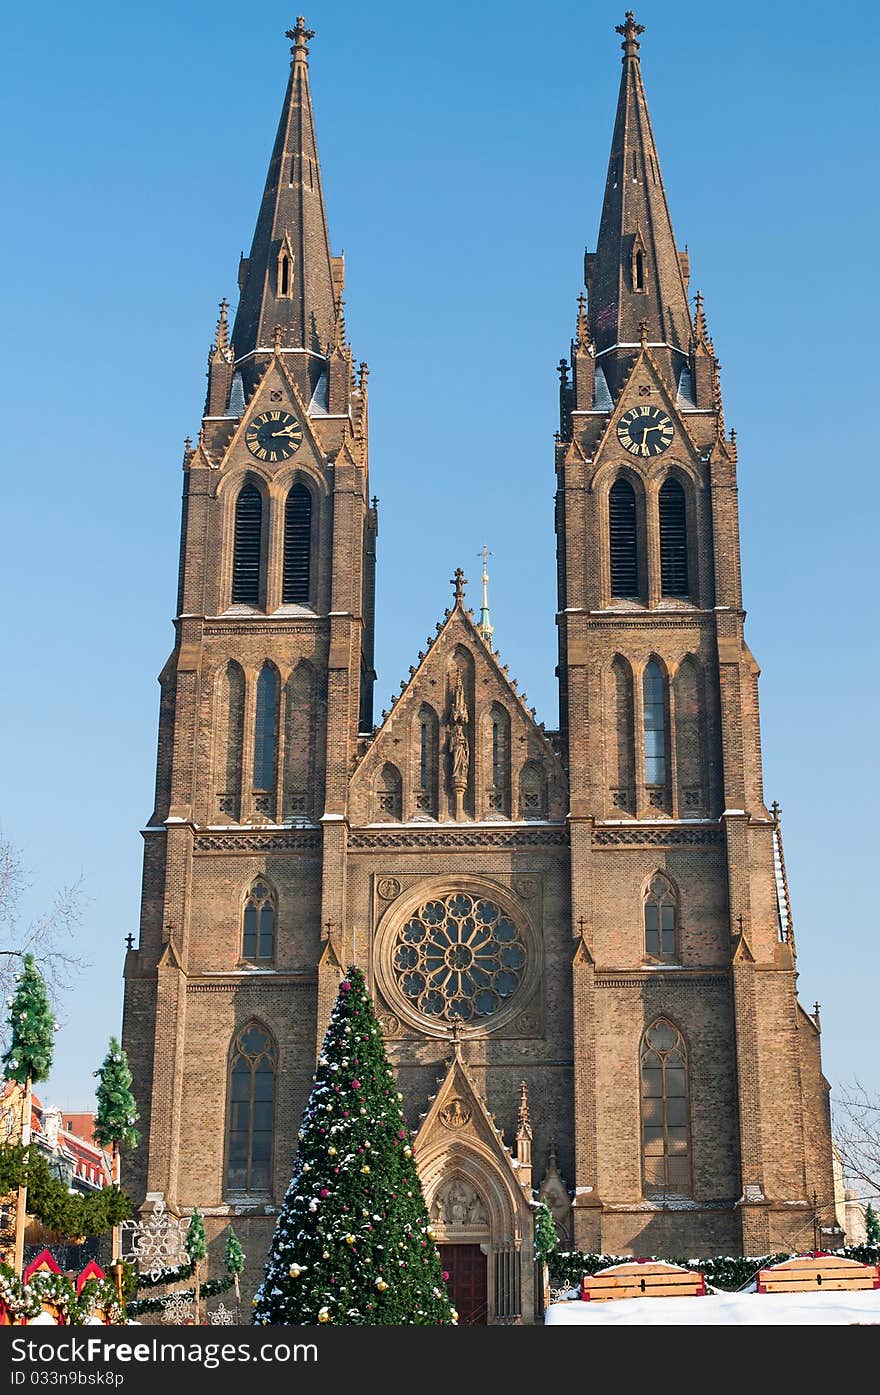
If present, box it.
[3,953,57,1272]
[253,966,456,1325]
[2,953,56,1086]
[224,1227,246,1321]
[94,1037,140,1155]
[94,1036,139,1267]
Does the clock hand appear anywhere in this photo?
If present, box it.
[271,426,300,437]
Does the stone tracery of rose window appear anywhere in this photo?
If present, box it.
[391,892,527,1023]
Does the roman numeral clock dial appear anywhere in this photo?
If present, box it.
[245,409,303,463]
[617,405,675,457]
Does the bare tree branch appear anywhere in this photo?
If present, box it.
[0,830,90,1033]
[834,1080,880,1200]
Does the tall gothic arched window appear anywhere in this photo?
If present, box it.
[253,665,279,794]
[644,872,678,961]
[609,478,639,598]
[226,1023,276,1194]
[643,660,668,789]
[640,1018,691,1194]
[282,483,312,604]
[218,661,245,818]
[488,704,511,814]
[241,880,276,962]
[231,483,263,606]
[416,705,439,815]
[659,477,689,597]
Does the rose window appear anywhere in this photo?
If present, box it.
[391,892,527,1022]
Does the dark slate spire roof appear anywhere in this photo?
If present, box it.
[232,19,336,364]
[586,13,692,398]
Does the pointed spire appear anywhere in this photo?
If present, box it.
[694,289,709,345]
[213,298,231,357]
[231,20,336,375]
[585,13,692,399]
[476,546,494,645]
[516,1081,533,1171]
[575,292,591,351]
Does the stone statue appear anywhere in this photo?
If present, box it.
[448,721,469,786]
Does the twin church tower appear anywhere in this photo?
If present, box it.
[122,15,837,1321]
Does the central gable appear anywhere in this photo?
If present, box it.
[348,592,566,826]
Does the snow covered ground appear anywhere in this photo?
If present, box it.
[546,1289,880,1325]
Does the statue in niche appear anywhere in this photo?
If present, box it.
[448,722,469,785]
[432,1177,488,1227]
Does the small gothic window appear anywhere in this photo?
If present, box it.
[635,250,646,291]
[231,483,262,606]
[253,666,279,792]
[659,477,689,596]
[279,253,291,297]
[641,1019,691,1194]
[632,150,639,178]
[283,483,312,603]
[643,660,667,787]
[226,1023,276,1194]
[242,881,275,962]
[609,478,639,598]
[644,873,677,960]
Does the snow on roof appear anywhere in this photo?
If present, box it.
[546,1289,880,1326]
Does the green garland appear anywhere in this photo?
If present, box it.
[132,1260,195,1291]
[0,1144,131,1237]
[127,1274,234,1317]
[549,1242,880,1292]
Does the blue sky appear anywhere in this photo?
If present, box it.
[1,0,877,1113]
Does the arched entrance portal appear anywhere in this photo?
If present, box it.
[419,1143,532,1325]
[430,1175,490,1324]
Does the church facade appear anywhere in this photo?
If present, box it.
[121,15,838,1323]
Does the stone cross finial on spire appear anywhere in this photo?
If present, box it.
[452,568,467,604]
[616,10,645,57]
[286,17,315,63]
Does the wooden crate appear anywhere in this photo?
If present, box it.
[581,1260,706,1301]
[756,1253,880,1294]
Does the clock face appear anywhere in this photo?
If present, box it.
[616,405,675,458]
[245,409,303,462]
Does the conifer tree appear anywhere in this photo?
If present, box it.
[187,1208,207,1322]
[2,953,56,1086]
[253,966,456,1326]
[3,953,56,1273]
[224,1228,246,1322]
[865,1202,880,1246]
[94,1036,139,1265]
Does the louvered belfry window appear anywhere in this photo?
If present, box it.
[282,483,312,604]
[232,483,262,605]
[659,477,689,597]
[609,478,639,597]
